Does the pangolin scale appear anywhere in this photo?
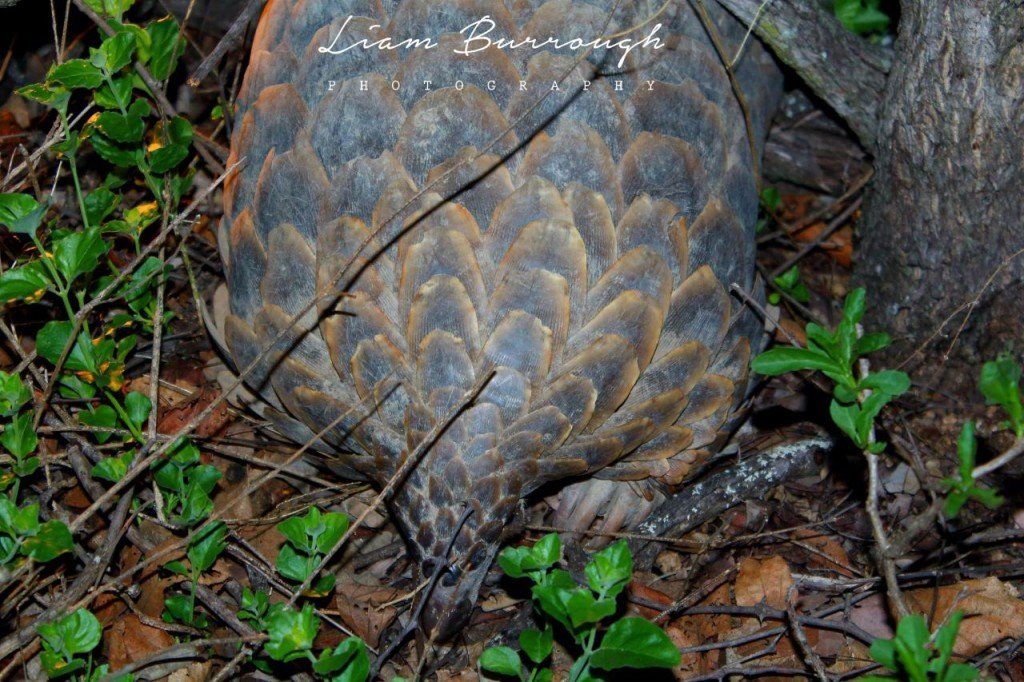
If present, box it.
[216,0,781,636]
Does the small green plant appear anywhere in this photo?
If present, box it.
[163,520,228,629]
[275,507,349,596]
[769,266,810,306]
[941,356,1021,518]
[833,0,893,37]
[0,497,74,566]
[753,288,910,453]
[480,534,680,682]
[0,372,39,493]
[864,612,979,682]
[152,438,222,527]
[246,601,369,681]
[36,608,102,680]
[941,422,1003,518]
[979,356,1023,438]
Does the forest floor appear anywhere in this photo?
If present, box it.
[1,3,1023,681]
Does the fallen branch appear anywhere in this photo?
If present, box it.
[715,0,891,147]
[633,435,832,568]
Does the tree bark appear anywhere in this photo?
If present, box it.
[855,1,1024,374]
[714,0,891,147]
[719,0,1024,376]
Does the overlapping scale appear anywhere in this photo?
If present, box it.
[222,0,781,587]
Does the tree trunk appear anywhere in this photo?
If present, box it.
[855,1,1024,376]
[717,0,1024,376]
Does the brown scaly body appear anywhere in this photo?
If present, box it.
[215,0,781,636]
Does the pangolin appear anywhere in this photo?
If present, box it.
[215,0,781,637]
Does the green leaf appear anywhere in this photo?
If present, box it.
[238,588,269,626]
[94,74,133,110]
[980,356,1024,436]
[868,636,897,669]
[83,187,120,225]
[188,521,227,574]
[80,405,118,445]
[944,663,980,682]
[585,539,632,598]
[276,543,310,583]
[36,322,94,374]
[970,485,1004,510]
[498,532,560,579]
[123,391,152,432]
[519,625,553,665]
[18,83,71,113]
[772,267,810,303]
[529,532,561,568]
[314,637,370,681]
[896,613,929,650]
[0,261,51,304]
[264,602,319,662]
[751,346,839,376]
[90,131,141,168]
[943,488,970,518]
[759,186,781,212]
[119,257,167,315]
[37,608,102,657]
[0,372,32,417]
[316,511,350,554]
[829,400,864,448]
[93,111,145,143]
[40,651,85,679]
[932,611,962,674]
[856,390,898,443]
[480,646,522,677]
[859,370,910,397]
[146,17,184,80]
[565,589,617,628]
[0,193,47,236]
[52,228,110,284]
[843,288,867,325]
[854,332,891,356]
[1,412,38,459]
[98,31,136,72]
[277,510,316,553]
[590,617,681,670]
[91,451,133,483]
[82,0,135,21]
[148,117,193,174]
[834,0,891,36]
[530,569,578,632]
[23,520,74,562]
[48,59,104,89]
[162,594,196,626]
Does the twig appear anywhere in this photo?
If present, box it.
[692,0,762,190]
[972,436,1024,479]
[769,196,862,279]
[786,585,830,681]
[187,0,265,88]
[857,343,910,618]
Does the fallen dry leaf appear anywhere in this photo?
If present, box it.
[794,528,857,578]
[168,661,213,682]
[905,577,1024,656]
[104,612,176,670]
[333,581,406,648]
[735,555,793,609]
